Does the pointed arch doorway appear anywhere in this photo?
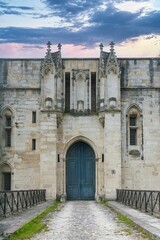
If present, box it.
[66,141,95,200]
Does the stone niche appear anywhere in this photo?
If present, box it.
[72,69,89,113]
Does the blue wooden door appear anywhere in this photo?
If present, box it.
[66,141,95,200]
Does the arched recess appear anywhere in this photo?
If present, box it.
[0,106,15,148]
[126,104,142,116]
[0,162,12,190]
[66,141,95,200]
[63,135,99,160]
[63,136,99,200]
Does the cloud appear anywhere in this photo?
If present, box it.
[43,0,102,17]
[22,45,44,49]
[0,0,159,49]
[0,0,34,16]
[86,5,160,43]
[0,10,22,15]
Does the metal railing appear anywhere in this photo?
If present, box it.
[116,189,160,216]
[0,189,46,217]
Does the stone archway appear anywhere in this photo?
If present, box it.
[66,141,95,200]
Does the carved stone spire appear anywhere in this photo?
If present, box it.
[99,43,109,78]
[47,41,52,54]
[41,41,54,76]
[106,42,119,75]
[99,43,104,52]
[57,43,62,51]
[110,41,115,54]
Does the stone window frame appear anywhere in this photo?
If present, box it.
[32,139,36,150]
[126,104,143,159]
[32,111,36,123]
[1,108,14,148]
[129,114,137,145]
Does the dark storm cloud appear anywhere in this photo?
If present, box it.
[42,0,150,17]
[86,5,160,42]
[42,0,103,18]
[0,27,74,45]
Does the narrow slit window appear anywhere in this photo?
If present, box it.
[91,72,96,112]
[32,111,36,123]
[6,116,11,127]
[130,116,136,126]
[65,72,70,112]
[5,116,11,147]
[130,129,137,145]
[129,115,137,145]
[32,139,36,150]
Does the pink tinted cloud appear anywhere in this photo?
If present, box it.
[0,43,45,58]
[0,36,159,59]
[61,44,100,58]
[0,43,101,58]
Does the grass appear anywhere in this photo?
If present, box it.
[101,200,157,240]
[8,200,60,240]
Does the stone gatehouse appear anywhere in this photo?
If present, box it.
[0,42,160,200]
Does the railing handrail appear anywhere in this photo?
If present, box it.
[0,189,46,217]
[117,189,160,193]
[116,189,160,217]
[0,189,46,193]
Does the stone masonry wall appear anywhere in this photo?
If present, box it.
[0,57,159,198]
[0,59,41,190]
[121,58,160,190]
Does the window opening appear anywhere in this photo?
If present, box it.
[5,116,11,147]
[129,115,137,145]
[3,172,11,191]
[32,139,36,150]
[65,72,70,112]
[91,72,96,112]
[32,111,36,123]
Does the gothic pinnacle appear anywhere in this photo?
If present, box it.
[99,43,104,51]
[110,41,115,54]
[46,41,52,54]
[58,43,62,51]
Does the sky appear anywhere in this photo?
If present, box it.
[0,0,160,58]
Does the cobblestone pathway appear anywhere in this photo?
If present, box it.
[32,201,147,240]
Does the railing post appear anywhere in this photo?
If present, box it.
[3,192,7,216]
[151,191,153,215]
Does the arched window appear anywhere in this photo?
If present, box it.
[126,105,143,158]
[129,114,137,145]
[1,108,13,148]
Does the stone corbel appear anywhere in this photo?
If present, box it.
[45,97,53,117]
[57,113,63,128]
[99,112,105,127]
[107,65,118,75]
